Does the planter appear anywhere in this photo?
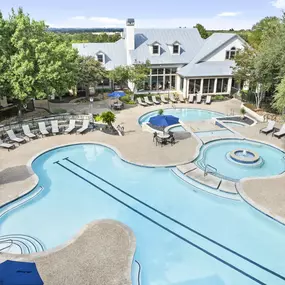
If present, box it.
[241,103,264,122]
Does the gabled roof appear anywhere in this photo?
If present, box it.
[129,28,205,65]
[72,39,127,70]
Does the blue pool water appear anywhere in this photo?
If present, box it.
[195,139,285,181]
[139,108,223,124]
[1,144,285,285]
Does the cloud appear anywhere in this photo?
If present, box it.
[88,17,124,25]
[71,16,86,20]
[217,12,241,17]
[271,0,285,8]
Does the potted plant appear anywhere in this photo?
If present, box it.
[240,107,246,119]
[100,111,116,131]
[158,109,164,115]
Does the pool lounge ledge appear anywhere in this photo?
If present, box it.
[0,219,136,285]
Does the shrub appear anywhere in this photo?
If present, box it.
[94,114,102,122]
[158,109,164,115]
[212,95,225,101]
[100,111,116,126]
[240,107,246,116]
[120,94,136,104]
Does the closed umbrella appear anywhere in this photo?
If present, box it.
[149,115,179,127]
[108,91,125,98]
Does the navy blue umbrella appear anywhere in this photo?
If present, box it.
[108,91,125,98]
[0,260,43,285]
[149,115,179,127]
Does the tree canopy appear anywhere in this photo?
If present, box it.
[193,24,209,39]
[107,66,129,90]
[128,60,151,92]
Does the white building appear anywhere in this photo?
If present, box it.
[73,18,246,98]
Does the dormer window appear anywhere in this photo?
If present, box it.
[96,52,105,63]
[173,44,180,54]
[225,47,237,60]
[152,44,159,55]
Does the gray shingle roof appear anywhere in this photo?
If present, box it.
[178,60,235,77]
[129,28,205,65]
[72,39,127,70]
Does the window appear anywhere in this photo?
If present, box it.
[173,44,179,54]
[153,45,159,54]
[216,78,229,93]
[98,78,110,86]
[225,47,237,60]
[97,54,104,63]
[149,68,177,91]
[188,79,201,94]
[203,79,215,94]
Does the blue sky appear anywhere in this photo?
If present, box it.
[1,0,285,29]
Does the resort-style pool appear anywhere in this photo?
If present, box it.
[195,139,285,181]
[1,144,285,285]
[138,108,223,124]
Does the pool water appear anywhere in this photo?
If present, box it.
[168,125,186,132]
[139,108,223,124]
[195,129,233,138]
[1,144,285,285]
[223,121,247,127]
[195,139,285,180]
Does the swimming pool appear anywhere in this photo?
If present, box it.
[168,125,186,132]
[195,139,285,181]
[223,121,247,127]
[138,108,224,124]
[1,144,285,285]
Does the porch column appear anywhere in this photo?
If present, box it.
[176,75,181,92]
[183,78,187,98]
[200,79,204,94]
[214,78,218,94]
[227,77,233,94]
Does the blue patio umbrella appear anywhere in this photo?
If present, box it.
[0,260,43,285]
[108,91,125,98]
[149,115,179,127]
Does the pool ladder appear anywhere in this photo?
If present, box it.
[204,164,217,176]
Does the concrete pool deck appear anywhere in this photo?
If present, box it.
[1,98,285,283]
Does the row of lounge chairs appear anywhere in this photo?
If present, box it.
[260,120,285,138]
[0,119,90,151]
[137,94,211,106]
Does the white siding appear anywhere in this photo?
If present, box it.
[203,38,244,62]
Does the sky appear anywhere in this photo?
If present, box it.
[1,0,285,30]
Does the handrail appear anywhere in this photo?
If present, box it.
[0,239,14,252]
[204,164,217,176]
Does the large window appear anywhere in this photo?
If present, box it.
[216,78,229,93]
[146,68,177,91]
[202,79,215,94]
[152,45,159,54]
[188,79,201,94]
[173,44,179,54]
[225,47,237,60]
[97,54,104,63]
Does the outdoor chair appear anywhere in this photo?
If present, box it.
[188,94,195,103]
[273,124,285,139]
[65,119,76,134]
[144,96,154,105]
[259,120,275,135]
[6,130,26,144]
[205,95,212,105]
[76,119,90,134]
[38,122,50,136]
[169,94,177,103]
[137,97,147,107]
[161,95,168,104]
[153,132,158,142]
[179,94,185,103]
[152,96,160,105]
[0,139,15,151]
[51,120,60,135]
[196,93,202,104]
[22,125,37,140]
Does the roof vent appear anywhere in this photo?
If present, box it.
[126,18,135,26]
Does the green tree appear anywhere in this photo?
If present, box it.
[273,76,285,113]
[100,111,116,127]
[193,23,209,39]
[108,66,129,90]
[77,55,106,97]
[129,60,150,95]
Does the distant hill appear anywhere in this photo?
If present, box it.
[48,27,124,34]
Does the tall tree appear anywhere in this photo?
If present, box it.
[108,66,129,90]
[193,23,209,39]
[77,56,106,97]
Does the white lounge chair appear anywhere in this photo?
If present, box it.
[144,96,154,105]
[0,139,15,151]
[196,93,202,104]
[161,95,168,104]
[6,130,26,144]
[205,95,212,105]
[77,120,89,134]
[179,94,185,103]
[65,119,76,134]
[137,97,147,107]
[51,120,60,135]
[188,94,195,103]
[273,124,285,139]
[22,125,37,139]
[260,120,275,135]
[152,96,160,105]
[38,122,49,136]
[169,94,177,103]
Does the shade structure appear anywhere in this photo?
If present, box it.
[149,115,179,127]
[0,260,43,285]
[108,91,125,98]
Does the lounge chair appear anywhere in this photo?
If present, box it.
[38,122,50,136]
[161,95,168,104]
[137,97,147,107]
[196,93,202,104]
[0,139,15,151]
[77,120,89,134]
[22,125,37,139]
[6,130,26,144]
[259,120,275,135]
[144,96,154,105]
[65,119,76,134]
[205,95,212,105]
[179,94,185,103]
[273,124,285,139]
[152,96,160,105]
[188,94,195,103]
[51,120,60,135]
[169,94,177,103]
